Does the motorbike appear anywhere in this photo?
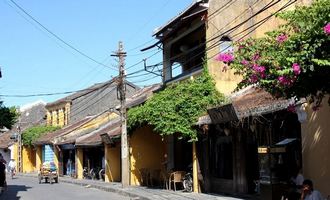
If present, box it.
[183,165,193,192]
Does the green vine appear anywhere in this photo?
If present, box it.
[128,67,227,140]
[22,125,60,146]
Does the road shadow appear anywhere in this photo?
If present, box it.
[0,184,31,200]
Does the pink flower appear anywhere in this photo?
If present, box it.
[292,63,301,75]
[253,64,266,73]
[241,60,249,65]
[276,34,288,43]
[278,75,290,86]
[252,53,260,61]
[324,23,330,35]
[215,53,234,63]
[250,74,258,83]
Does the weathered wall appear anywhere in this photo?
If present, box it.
[207,0,312,95]
[129,126,166,186]
[105,143,120,182]
[301,96,330,196]
[22,146,36,172]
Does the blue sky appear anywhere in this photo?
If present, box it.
[0,0,192,107]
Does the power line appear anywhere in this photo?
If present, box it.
[8,0,117,71]
[127,0,295,86]
[0,79,117,98]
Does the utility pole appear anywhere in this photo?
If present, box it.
[112,41,129,187]
[17,117,22,173]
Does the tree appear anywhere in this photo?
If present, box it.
[216,0,330,109]
[22,125,60,146]
[0,101,19,129]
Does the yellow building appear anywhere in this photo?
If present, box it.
[146,0,315,196]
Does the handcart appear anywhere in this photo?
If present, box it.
[38,161,59,184]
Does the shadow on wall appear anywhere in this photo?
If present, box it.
[23,146,36,173]
[301,96,330,196]
[130,126,166,187]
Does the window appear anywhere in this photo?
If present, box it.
[219,36,233,53]
[171,62,183,78]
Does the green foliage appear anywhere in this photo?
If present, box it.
[128,68,227,140]
[225,0,330,106]
[0,101,19,129]
[22,125,60,146]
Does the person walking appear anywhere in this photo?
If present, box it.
[8,159,16,179]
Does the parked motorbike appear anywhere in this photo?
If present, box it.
[183,164,193,192]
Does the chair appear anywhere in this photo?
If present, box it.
[168,171,186,191]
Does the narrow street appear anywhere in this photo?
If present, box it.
[0,175,130,200]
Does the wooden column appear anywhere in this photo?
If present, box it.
[192,141,199,193]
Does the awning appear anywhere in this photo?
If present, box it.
[74,119,121,147]
[199,86,298,125]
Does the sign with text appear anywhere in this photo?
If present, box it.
[207,104,238,124]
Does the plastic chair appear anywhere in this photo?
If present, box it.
[168,171,186,191]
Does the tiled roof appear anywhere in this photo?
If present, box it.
[153,0,208,37]
[34,116,94,145]
[0,102,46,148]
[231,86,293,119]
[199,86,295,125]
[46,80,139,108]
[75,119,121,147]
[125,84,162,108]
[0,132,14,149]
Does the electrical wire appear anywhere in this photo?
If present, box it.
[126,0,296,86]
[8,0,117,71]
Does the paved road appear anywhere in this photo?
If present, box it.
[0,175,130,200]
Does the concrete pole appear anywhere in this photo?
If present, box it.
[112,41,129,187]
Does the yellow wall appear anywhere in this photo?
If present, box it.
[12,143,18,172]
[206,0,311,95]
[54,146,59,172]
[105,143,121,182]
[36,146,42,170]
[76,148,83,179]
[130,126,166,186]
[22,146,36,173]
[46,102,69,127]
[56,112,118,144]
[301,96,330,196]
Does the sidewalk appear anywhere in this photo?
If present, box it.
[17,173,245,200]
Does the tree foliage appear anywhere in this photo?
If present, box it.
[217,0,330,109]
[0,101,19,129]
[22,125,60,146]
[128,67,227,140]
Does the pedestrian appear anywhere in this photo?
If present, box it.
[300,179,323,200]
[8,159,17,178]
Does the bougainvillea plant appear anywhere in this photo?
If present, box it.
[216,0,330,110]
[127,67,227,141]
